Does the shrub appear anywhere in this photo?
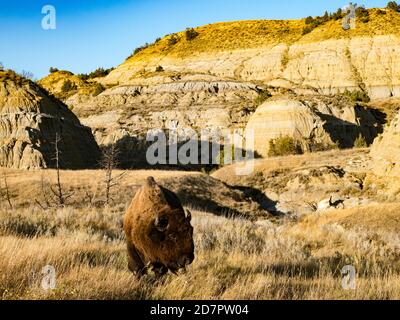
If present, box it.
[88,67,114,79]
[354,134,368,148]
[302,26,313,35]
[49,67,59,73]
[0,69,32,85]
[185,28,199,41]
[343,89,371,103]
[155,65,164,72]
[20,70,34,80]
[61,80,77,93]
[387,1,400,12]
[255,90,271,106]
[301,13,330,35]
[78,67,114,80]
[331,8,343,20]
[125,43,151,60]
[305,16,314,24]
[168,34,179,46]
[0,62,4,71]
[307,140,340,152]
[268,136,303,157]
[356,6,370,23]
[92,83,105,96]
[134,43,150,55]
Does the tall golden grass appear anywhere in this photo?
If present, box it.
[1,202,399,300]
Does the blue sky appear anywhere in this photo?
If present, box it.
[0,0,390,79]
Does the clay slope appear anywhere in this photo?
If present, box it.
[0,71,101,169]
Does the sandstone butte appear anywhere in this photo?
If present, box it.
[0,70,101,169]
[371,110,400,177]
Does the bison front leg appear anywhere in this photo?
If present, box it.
[127,243,145,278]
[150,262,168,277]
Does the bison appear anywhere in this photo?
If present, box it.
[124,177,194,277]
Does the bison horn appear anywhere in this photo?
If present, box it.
[146,177,157,187]
[185,209,192,222]
[155,215,169,232]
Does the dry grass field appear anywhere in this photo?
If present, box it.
[0,166,399,300]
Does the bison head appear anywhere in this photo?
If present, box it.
[144,177,195,272]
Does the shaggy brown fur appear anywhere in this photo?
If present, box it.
[124,177,194,277]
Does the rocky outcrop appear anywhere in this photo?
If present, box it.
[67,75,262,167]
[0,71,101,169]
[106,36,400,100]
[371,111,400,177]
[246,95,382,157]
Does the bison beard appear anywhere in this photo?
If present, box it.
[124,177,195,277]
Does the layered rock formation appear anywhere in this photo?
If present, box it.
[371,111,400,177]
[0,71,101,169]
[246,95,383,157]
[37,8,398,167]
[103,9,400,100]
[67,74,262,166]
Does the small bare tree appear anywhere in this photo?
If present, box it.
[100,145,125,206]
[20,70,34,80]
[50,133,73,207]
[35,174,53,210]
[0,172,13,209]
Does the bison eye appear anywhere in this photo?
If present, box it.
[154,215,169,232]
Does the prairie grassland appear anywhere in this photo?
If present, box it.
[1,201,399,300]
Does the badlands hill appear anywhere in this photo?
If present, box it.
[105,8,400,99]
[0,70,101,169]
[37,8,400,167]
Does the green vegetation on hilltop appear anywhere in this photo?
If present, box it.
[122,6,400,64]
[78,67,115,81]
[185,28,199,41]
[0,69,34,86]
[387,1,400,11]
[38,70,106,100]
[302,5,371,35]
